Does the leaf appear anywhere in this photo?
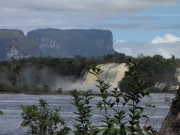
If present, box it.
[110,102,115,108]
[142,115,149,119]
[116,98,120,103]
[0,110,3,115]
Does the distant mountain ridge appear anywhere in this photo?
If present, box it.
[27,29,115,57]
[0,28,116,60]
[0,29,39,60]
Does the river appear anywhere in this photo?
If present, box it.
[0,93,174,135]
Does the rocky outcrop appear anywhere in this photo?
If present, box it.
[153,70,180,134]
[157,86,180,135]
[27,29,115,57]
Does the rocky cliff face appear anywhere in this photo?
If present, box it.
[157,86,180,135]
[0,29,39,60]
[27,29,115,57]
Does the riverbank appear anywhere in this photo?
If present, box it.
[0,90,177,96]
[0,91,66,95]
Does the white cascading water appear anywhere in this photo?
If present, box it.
[175,68,180,82]
[154,82,167,90]
[83,63,128,88]
[83,64,180,92]
[154,68,180,91]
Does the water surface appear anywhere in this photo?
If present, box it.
[0,93,174,135]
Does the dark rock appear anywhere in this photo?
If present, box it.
[157,86,180,135]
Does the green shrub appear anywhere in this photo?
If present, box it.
[18,84,52,94]
[70,89,97,135]
[41,84,51,93]
[56,88,63,94]
[149,87,161,93]
[21,98,70,135]
[0,82,10,92]
[70,59,156,135]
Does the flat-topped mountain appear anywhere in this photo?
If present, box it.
[0,28,116,60]
[0,29,39,60]
[27,29,115,57]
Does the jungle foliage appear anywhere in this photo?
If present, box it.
[0,53,179,93]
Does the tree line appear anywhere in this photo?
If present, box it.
[0,53,179,93]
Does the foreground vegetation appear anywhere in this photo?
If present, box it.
[0,57,179,134]
[20,59,156,135]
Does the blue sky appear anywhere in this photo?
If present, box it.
[112,6,180,42]
[0,0,180,58]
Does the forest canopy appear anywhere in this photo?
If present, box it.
[0,53,179,93]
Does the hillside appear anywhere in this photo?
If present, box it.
[0,29,39,60]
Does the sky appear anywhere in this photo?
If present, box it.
[0,0,180,58]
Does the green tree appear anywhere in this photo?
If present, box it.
[9,57,22,86]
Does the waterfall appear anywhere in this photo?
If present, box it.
[175,68,180,82]
[154,82,167,90]
[83,64,179,92]
[154,68,180,92]
[83,63,128,87]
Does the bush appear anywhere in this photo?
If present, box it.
[56,88,63,94]
[21,98,70,135]
[0,82,10,92]
[41,84,51,93]
[70,59,156,135]
[18,84,52,94]
[149,87,161,93]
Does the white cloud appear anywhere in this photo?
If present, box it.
[114,40,126,44]
[113,40,180,58]
[157,48,172,58]
[0,0,179,34]
[152,34,180,44]
[0,0,177,14]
